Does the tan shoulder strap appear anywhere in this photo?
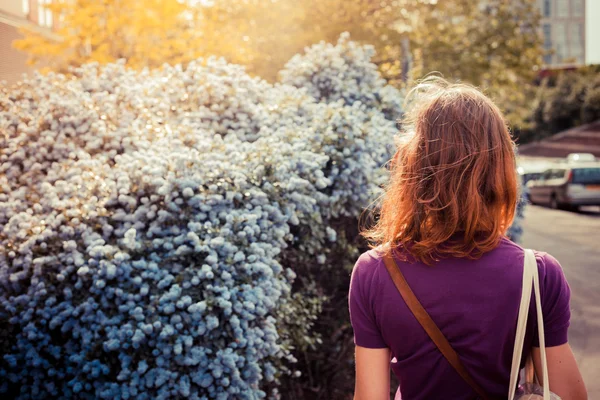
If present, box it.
[382,250,492,400]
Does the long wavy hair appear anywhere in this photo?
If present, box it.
[362,77,518,265]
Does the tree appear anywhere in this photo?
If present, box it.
[516,66,600,144]
[201,0,542,127]
[543,73,587,132]
[405,0,543,127]
[15,0,543,127]
[582,74,600,124]
[13,0,204,72]
[198,0,409,81]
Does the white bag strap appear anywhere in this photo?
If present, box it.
[531,249,550,399]
[508,249,550,400]
[508,249,534,400]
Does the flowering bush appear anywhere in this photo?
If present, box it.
[280,33,403,121]
[0,34,523,400]
[0,35,401,399]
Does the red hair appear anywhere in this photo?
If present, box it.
[362,77,518,264]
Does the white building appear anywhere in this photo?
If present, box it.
[537,0,586,67]
[586,0,600,65]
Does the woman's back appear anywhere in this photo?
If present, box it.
[351,77,585,400]
[349,237,570,399]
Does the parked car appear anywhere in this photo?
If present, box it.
[526,162,600,210]
[517,159,559,202]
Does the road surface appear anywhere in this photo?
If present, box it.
[521,205,600,398]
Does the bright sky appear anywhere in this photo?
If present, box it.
[587,0,600,65]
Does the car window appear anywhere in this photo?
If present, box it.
[572,168,600,184]
[523,172,542,184]
[551,169,566,179]
[541,170,553,180]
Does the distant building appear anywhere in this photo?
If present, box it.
[538,0,586,68]
[0,0,57,85]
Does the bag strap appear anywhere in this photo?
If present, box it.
[531,249,550,399]
[508,249,550,400]
[382,250,491,400]
[508,249,535,400]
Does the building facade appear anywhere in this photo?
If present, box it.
[538,0,586,67]
[0,0,55,85]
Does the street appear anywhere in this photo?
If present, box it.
[521,205,600,398]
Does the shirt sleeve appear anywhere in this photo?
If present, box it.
[534,252,571,347]
[348,252,388,349]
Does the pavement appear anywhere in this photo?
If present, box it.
[521,205,600,398]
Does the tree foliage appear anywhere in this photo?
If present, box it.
[202,0,544,128]
[582,74,600,124]
[404,0,543,127]
[518,67,600,144]
[13,0,203,72]
[14,0,542,127]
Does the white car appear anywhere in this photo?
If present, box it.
[526,162,600,210]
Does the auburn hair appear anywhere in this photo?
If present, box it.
[362,77,518,265]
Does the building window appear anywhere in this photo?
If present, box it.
[555,22,567,62]
[38,0,44,25]
[572,0,584,17]
[556,0,569,17]
[45,0,53,27]
[543,24,552,49]
[569,23,584,61]
[37,0,53,28]
[570,23,584,44]
[22,0,30,16]
[543,0,551,17]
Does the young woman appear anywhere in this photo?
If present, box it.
[349,78,587,400]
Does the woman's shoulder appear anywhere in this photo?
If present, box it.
[499,237,565,274]
[351,246,415,290]
[350,247,394,291]
[352,247,385,276]
[532,249,563,271]
[531,250,568,294]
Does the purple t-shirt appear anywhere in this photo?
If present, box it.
[348,237,571,400]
